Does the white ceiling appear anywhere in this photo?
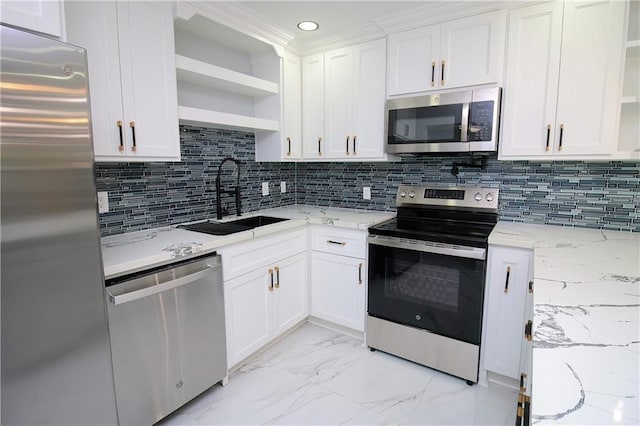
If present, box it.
[234,1,440,49]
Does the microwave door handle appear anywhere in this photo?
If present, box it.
[460,102,470,142]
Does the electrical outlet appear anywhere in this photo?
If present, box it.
[280,181,286,193]
[262,182,269,196]
[363,187,371,200]
[97,191,109,213]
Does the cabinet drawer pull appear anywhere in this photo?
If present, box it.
[524,320,533,341]
[504,266,511,293]
[431,61,435,87]
[346,136,350,155]
[268,268,274,291]
[528,280,533,294]
[520,372,527,392]
[358,262,363,284]
[524,395,531,426]
[545,124,551,151]
[558,123,564,151]
[274,266,280,288]
[441,60,445,86]
[326,240,346,246]
[318,137,322,156]
[286,137,291,156]
[352,135,357,155]
[117,120,124,152]
[129,121,137,152]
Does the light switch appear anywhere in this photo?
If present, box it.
[97,191,109,213]
[280,181,286,193]
[262,182,269,196]
[363,187,371,200]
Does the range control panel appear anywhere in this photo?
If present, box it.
[396,186,499,210]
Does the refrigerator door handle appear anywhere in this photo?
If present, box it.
[108,265,216,305]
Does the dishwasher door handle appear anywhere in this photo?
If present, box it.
[108,265,216,306]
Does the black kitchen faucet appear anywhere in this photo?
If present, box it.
[216,157,242,220]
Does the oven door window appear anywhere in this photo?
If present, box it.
[388,104,463,144]
[368,243,485,345]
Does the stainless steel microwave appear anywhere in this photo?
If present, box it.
[385,87,501,154]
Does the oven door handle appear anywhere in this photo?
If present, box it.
[368,235,486,260]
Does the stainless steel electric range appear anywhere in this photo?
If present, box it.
[366,185,498,384]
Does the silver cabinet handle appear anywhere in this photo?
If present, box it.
[326,240,346,246]
[108,266,214,305]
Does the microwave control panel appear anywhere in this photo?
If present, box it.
[468,101,494,141]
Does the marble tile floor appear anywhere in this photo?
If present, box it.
[159,322,518,425]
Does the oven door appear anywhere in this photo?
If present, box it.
[367,235,486,345]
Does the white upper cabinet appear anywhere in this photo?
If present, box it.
[500,0,627,159]
[310,38,387,160]
[1,0,63,38]
[387,11,505,96]
[302,53,325,159]
[282,52,302,159]
[65,1,180,162]
[618,0,640,159]
[324,46,355,158]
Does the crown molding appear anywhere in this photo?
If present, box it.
[294,22,387,56]
[176,1,296,57]
[374,1,511,34]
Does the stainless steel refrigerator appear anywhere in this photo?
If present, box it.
[1,24,119,425]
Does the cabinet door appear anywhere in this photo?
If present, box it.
[440,10,505,89]
[351,39,386,159]
[116,1,180,160]
[483,246,533,379]
[65,1,126,158]
[302,53,325,159]
[224,268,271,368]
[387,25,440,95]
[500,2,563,157]
[554,0,626,155]
[311,251,365,332]
[324,46,354,158]
[1,0,62,37]
[273,253,308,336]
[283,52,302,159]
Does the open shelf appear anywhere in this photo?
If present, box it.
[175,55,278,97]
[626,39,640,49]
[178,106,279,132]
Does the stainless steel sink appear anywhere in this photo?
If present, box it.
[178,216,289,236]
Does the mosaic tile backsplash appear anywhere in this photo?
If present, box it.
[95,126,639,235]
[95,127,296,236]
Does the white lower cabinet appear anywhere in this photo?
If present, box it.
[221,230,308,368]
[482,245,534,380]
[310,227,367,332]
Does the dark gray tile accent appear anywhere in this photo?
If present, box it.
[295,156,639,232]
[96,126,639,236]
[95,126,296,236]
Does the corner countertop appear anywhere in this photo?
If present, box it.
[489,222,640,425]
[101,205,395,280]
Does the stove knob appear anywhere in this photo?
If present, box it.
[474,192,482,202]
[408,191,416,198]
[399,191,407,198]
[485,192,494,202]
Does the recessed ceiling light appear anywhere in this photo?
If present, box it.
[297,21,319,31]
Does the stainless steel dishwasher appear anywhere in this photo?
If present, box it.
[105,253,226,426]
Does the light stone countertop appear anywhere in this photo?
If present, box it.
[489,222,640,425]
[101,205,395,280]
